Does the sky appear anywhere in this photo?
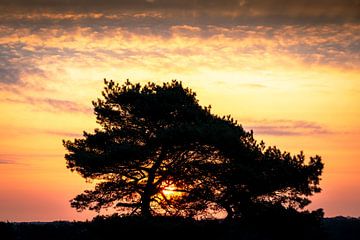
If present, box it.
[0,0,360,221]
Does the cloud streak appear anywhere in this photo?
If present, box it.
[44,130,83,138]
[3,96,92,114]
[244,119,331,136]
[0,159,14,164]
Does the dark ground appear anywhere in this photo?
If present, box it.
[1,216,359,240]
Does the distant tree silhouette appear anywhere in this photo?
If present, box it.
[63,79,323,219]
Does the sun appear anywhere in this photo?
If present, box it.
[160,181,184,199]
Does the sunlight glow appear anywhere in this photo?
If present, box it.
[161,182,185,200]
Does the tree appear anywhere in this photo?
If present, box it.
[63,79,323,219]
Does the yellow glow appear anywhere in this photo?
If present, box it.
[161,182,185,200]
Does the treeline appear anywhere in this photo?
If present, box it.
[323,217,360,240]
[1,215,359,240]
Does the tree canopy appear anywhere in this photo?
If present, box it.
[63,79,323,219]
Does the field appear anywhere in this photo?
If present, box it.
[1,216,360,240]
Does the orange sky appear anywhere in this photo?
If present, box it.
[1,1,360,221]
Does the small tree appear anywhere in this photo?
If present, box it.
[63,79,323,219]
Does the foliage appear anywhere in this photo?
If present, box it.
[63,79,323,219]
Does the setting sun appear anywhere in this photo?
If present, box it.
[161,183,184,200]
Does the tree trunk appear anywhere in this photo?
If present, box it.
[141,194,152,218]
[224,205,234,220]
[140,150,165,217]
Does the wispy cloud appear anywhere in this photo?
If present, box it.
[244,119,332,136]
[0,159,14,164]
[44,130,83,138]
[3,96,92,114]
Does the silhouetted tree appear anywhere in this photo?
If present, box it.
[63,79,323,219]
[215,144,324,220]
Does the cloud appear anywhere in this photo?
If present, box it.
[243,119,332,136]
[44,130,83,138]
[0,159,14,164]
[0,9,358,111]
[0,43,46,84]
[0,0,358,24]
[0,64,21,84]
[3,96,92,114]
[0,23,358,82]
[239,83,267,88]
